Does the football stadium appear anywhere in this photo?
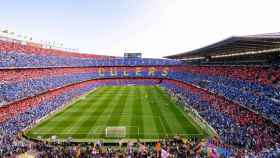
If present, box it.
[1,1,280,158]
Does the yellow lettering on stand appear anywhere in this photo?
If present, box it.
[110,68,117,76]
[148,67,156,76]
[135,67,142,76]
[98,68,105,76]
[123,70,129,76]
[161,67,169,76]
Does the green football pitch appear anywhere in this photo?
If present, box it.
[25,86,206,142]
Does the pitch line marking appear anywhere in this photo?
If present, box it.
[85,87,124,138]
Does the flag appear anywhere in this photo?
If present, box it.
[194,142,202,155]
[155,142,161,152]
[138,143,146,152]
[76,146,80,157]
[155,142,161,157]
[92,146,97,155]
[182,138,189,144]
[206,143,219,158]
[207,148,218,158]
[161,149,169,158]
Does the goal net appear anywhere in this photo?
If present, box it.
[105,126,126,138]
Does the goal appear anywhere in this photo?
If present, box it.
[105,126,126,138]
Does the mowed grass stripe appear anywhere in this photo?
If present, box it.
[71,86,122,139]
[145,86,168,137]
[117,86,134,137]
[41,87,114,138]
[139,86,158,138]
[147,86,174,136]
[43,87,111,138]
[52,87,109,122]
[151,87,186,134]
[154,87,199,134]
[26,85,205,140]
[55,87,110,124]
[87,86,130,138]
[30,87,106,134]
[55,87,107,115]
[106,86,129,126]
[130,86,144,138]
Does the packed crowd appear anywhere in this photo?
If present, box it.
[178,66,280,86]
[1,68,279,122]
[0,51,181,68]
[0,79,160,123]
[1,42,280,157]
[160,79,280,157]
[169,66,280,123]
[0,79,162,156]
[1,65,279,122]
[1,65,279,126]
[0,39,112,59]
[0,66,171,106]
[0,67,172,83]
[2,135,233,158]
[0,77,280,157]
[0,40,181,68]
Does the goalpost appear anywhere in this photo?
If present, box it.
[105,126,126,138]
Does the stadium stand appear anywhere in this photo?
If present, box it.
[0,33,280,157]
[0,40,181,68]
[161,79,280,153]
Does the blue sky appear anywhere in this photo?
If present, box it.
[1,0,280,58]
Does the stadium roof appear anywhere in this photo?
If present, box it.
[165,32,280,59]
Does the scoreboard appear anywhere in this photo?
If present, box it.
[124,53,142,58]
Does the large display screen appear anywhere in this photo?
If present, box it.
[124,53,142,58]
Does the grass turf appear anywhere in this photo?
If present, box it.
[25,86,206,141]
